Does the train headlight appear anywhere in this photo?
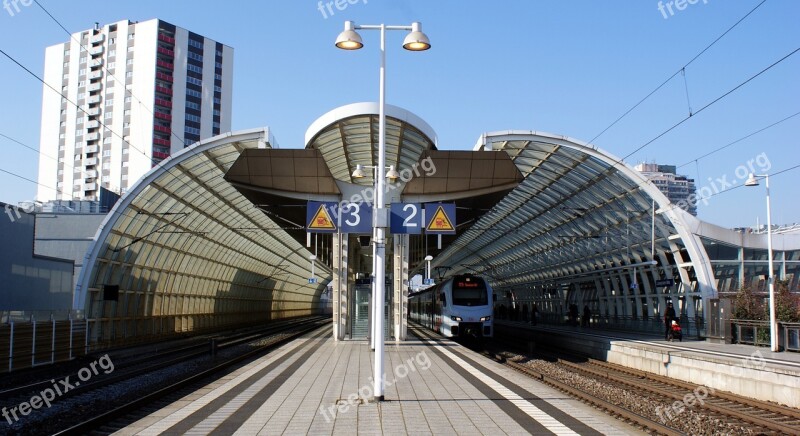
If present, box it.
[451,316,462,322]
[480,316,491,322]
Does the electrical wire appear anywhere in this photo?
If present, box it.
[677,111,800,169]
[588,0,768,145]
[621,46,800,162]
[32,0,190,149]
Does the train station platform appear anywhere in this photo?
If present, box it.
[495,321,800,408]
[116,326,643,435]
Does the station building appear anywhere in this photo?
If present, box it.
[68,103,800,345]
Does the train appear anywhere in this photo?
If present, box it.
[408,274,494,339]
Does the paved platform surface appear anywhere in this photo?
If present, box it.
[496,320,800,368]
[115,325,644,435]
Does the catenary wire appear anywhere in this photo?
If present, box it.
[587,0,768,145]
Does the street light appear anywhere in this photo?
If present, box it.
[336,20,431,402]
[351,164,400,182]
[424,255,433,283]
[745,173,779,352]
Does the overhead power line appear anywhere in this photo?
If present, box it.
[588,0,768,145]
[621,46,800,162]
[677,110,800,169]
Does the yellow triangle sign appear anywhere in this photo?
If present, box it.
[308,204,336,230]
[427,205,454,232]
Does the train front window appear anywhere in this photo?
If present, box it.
[452,281,487,306]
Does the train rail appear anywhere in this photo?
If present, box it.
[1,316,327,435]
[486,331,800,435]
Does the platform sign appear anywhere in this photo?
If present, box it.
[339,202,373,234]
[306,201,373,234]
[390,203,422,234]
[424,203,456,235]
[306,201,338,233]
[308,277,317,284]
[655,279,674,287]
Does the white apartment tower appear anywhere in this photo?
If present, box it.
[37,19,233,201]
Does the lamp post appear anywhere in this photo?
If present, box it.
[745,173,779,352]
[352,164,399,351]
[336,20,430,402]
[424,255,433,284]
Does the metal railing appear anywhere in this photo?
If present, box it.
[496,308,705,338]
[731,319,773,348]
[784,323,800,352]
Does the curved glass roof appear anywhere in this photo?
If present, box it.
[305,103,437,187]
[75,129,329,341]
[435,132,712,296]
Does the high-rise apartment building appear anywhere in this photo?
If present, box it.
[634,163,697,216]
[37,19,233,201]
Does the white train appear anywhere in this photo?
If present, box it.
[409,274,493,339]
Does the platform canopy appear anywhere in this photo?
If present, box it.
[304,102,438,186]
[75,129,329,343]
[433,131,715,321]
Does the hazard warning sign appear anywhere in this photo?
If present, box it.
[425,203,456,234]
[306,202,337,233]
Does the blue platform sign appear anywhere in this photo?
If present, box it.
[424,203,457,235]
[339,202,373,234]
[390,203,423,234]
[306,201,373,234]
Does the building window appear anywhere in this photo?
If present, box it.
[127,58,134,65]
[127,45,134,52]
[186,101,200,110]
[64,49,71,56]
[79,68,86,76]
[125,71,133,78]
[109,37,116,44]
[187,51,203,62]
[107,62,115,69]
[62,73,69,80]
[188,39,204,49]
[186,76,202,86]
[124,96,132,103]
[105,99,113,106]
[128,33,134,39]
[108,49,116,57]
[104,112,113,119]
[187,64,202,74]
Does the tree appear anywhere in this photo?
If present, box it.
[775,280,800,322]
[732,285,764,320]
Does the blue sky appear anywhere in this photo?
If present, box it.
[0,0,797,228]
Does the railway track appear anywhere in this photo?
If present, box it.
[2,316,327,435]
[558,358,800,435]
[485,333,800,435]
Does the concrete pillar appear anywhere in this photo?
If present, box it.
[332,233,349,340]
[393,234,409,341]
